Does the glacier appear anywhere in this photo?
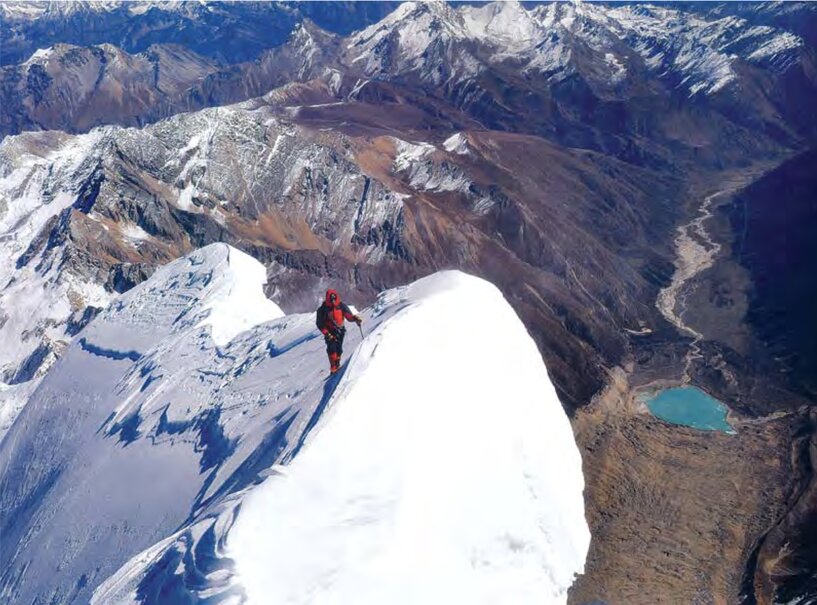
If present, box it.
[0,243,589,604]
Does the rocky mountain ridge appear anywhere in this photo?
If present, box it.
[0,0,399,67]
[3,1,816,163]
[0,91,684,411]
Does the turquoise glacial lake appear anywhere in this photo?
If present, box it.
[646,386,735,433]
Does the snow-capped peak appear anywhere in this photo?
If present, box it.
[601,4,804,95]
[84,243,283,352]
[0,0,214,22]
[346,0,804,96]
[23,46,55,66]
[348,0,461,58]
[0,0,119,21]
[196,245,284,346]
[460,0,540,51]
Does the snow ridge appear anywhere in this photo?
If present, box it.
[0,244,589,604]
[229,271,590,605]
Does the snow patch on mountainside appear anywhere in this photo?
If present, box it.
[392,137,474,194]
[443,132,470,155]
[0,380,38,444]
[603,4,804,95]
[393,138,435,172]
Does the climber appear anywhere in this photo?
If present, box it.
[316,288,362,374]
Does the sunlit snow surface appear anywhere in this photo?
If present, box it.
[0,380,37,443]
[0,243,588,604]
[229,271,589,605]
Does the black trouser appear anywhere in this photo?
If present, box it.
[325,327,346,357]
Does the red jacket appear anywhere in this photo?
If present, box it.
[316,289,356,337]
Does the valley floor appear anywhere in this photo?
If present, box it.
[567,163,815,605]
[569,368,801,605]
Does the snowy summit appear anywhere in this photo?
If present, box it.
[228,270,590,605]
[0,243,589,604]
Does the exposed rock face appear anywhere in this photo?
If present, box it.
[0,43,220,136]
[751,409,817,605]
[0,23,349,138]
[725,150,817,402]
[717,151,817,604]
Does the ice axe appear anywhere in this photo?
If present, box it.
[348,305,364,340]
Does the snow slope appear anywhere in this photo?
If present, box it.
[0,243,588,604]
[228,271,589,605]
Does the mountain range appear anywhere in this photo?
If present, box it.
[1,2,816,604]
